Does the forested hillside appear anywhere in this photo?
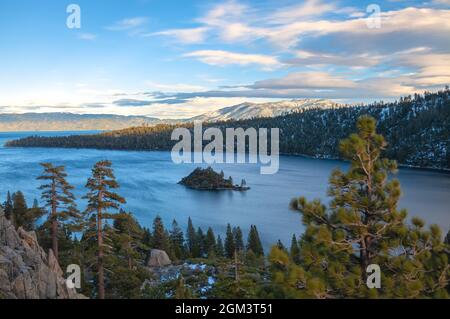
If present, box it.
[6,88,450,170]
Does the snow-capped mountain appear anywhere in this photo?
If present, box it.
[189,99,341,122]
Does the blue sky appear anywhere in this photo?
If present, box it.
[0,0,449,118]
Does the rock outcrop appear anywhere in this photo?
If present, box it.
[0,209,85,299]
[147,249,171,268]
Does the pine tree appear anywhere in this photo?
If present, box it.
[169,219,185,260]
[175,276,193,299]
[84,160,126,299]
[3,191,13,221]
[37,163,80,261]
[225,224,235,259]
[12,191,27,228]
[233,226,244,252]
[186,217,197,257]
[142,227,152,248]
[205,227,217,257]
[24,199,45,231]
[276,116,449,298]
[216,235,224,257]
[151,215,170,251]
[36,222,76,268]
[11,191,41,230]
[289,234,300,264]
[196,227,206,257]
[113,212,147,270]
[246,225,264,257]
[275,240,286,252]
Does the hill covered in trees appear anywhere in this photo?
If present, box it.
[6,88,450,170]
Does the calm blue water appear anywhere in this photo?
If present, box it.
[0,131,449,250]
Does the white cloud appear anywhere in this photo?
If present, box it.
[106,17,148,31]
[268,0,336,24]
[183,50,281,69]
[432,0,450,5]
[145,81,207,93]
[150,27,209,44]
[78,33,97,41]
[249,72,357,90]
[263,7,450,49]
[198,0,248,26]
[286,50,382,67]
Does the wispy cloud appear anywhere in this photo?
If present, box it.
[247,72,357,90]
[78,33,97,41]
[149,27,209,44]
[145,81,207,93]
[184,50,281,70]
[106,17,148,31]
[268,0,336,24]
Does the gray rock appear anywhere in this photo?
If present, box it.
[147,249,171,267]
[0,208,86,299]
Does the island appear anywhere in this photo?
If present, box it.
[179,167,250,191]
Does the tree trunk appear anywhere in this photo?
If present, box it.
[97,191,105,299]
[234,249,240,282]
[52,219,58,261]
[360,236,370,280]
[51,180,58,262]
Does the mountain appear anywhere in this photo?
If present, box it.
[7,88,449,170]
[0,99,339,132]
[0,113,161,132]
[0,209,85,299]
[190,99,340,122]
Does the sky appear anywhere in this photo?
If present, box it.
[0,0,449,119]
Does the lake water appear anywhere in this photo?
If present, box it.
[0,131,449,250]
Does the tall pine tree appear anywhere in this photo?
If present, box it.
[12,191,27,228]
[225,224,235,259]
[84,160,126,299]
[233,226,244,252]
[272,116,449,298]
[3,191,13,221]
[247,225,264,257]
[216,235,225,257]
[186,217,199,257]
[196,227,206,257]
[289,234,300,264]
[169,219,185,260]
[151,215,170,252]
[205,227,217,257]
[37,163,79,261]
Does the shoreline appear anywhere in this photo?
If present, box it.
[2,132,449,174]
[280,152,450,174]
[4,144,449,174]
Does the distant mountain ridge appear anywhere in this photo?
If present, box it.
[0,99,340,132]
[190,99,340,122]
[0,113,161,132]
[7,88,450,170]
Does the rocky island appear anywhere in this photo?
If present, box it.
[179,167,250,191]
